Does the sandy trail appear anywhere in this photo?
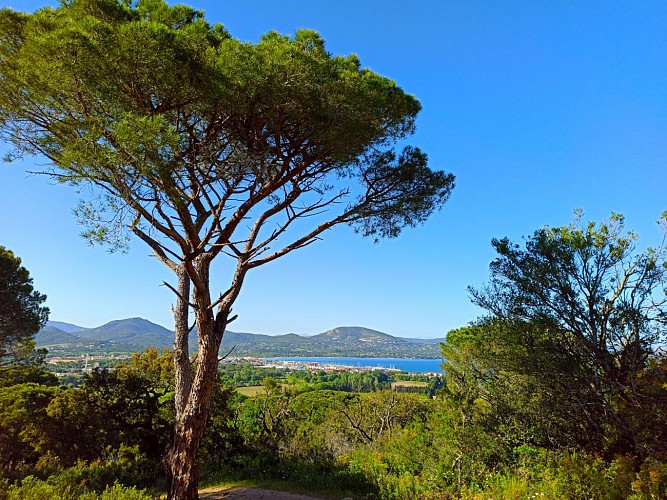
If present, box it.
[199,486,327,499]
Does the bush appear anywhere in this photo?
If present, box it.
[56,445,163,493]
[4,475,79,500]
[342,445,437,499]
[0,446,161,500]
[2,475,151,500]
[630,458,667,499]
[97,483,153,500]
[4,476,151,500]
[460,451,643,500]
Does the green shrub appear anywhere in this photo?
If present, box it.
[629,458,667,499]
[5,475,88,500]
[98,483,152,500]
[342,446,437,499]
[605,455,637,499]
[452,451,637,500]
[57,445,163,493]
[459,473,536,500]
[4,475,152,500]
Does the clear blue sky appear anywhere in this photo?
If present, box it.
[1,1,666,338]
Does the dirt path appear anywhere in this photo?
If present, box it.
[199,486,328,500]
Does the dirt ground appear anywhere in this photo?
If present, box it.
[199,486,328,499]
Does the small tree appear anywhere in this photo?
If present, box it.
[469,212,667,455]
[0,246,49,368]
[0,1,454,497]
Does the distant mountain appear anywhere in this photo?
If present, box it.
[38,318,442,358]
[35,325,139,353]
[46,321,87,333]
[76,317,175,348]
[36,326,83,345]
[310,327,441,345]
[313,326,394,342]
[220,326,441,358]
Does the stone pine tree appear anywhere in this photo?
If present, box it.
[0,246,49,368]
[0,1,455,498]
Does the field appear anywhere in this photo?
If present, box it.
[390,380,428,389]
[235,385,266,397]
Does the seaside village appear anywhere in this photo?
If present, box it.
[46,353,442,380]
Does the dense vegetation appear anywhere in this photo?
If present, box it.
[4,214,665,499]
[2,344,666,499]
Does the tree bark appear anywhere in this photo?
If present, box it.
[167,320,225,499]
[167,413,205,499]
[173,265,192,419]
[163,255,247,499]
[167,257,234,499]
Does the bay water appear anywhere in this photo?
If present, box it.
[268,357,443,374]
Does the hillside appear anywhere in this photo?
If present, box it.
[218,325,440,357]
[46,321,87,333]
[36,326,84,345]
[76,317,176,348]
[313,326,394,342]
[37,318,442,358]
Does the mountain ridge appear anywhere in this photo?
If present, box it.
[46,320,87,333]
[37,318,442,357]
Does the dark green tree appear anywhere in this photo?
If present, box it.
[81,365,173,461]
[0,382,61,477]
[468,212,667,455]
[442,324,587,454]
[0,1,454,496]
[0,246,48,369]
[0,365,58,388]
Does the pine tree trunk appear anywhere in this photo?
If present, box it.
[173,266,192,418]
[167,325,222,499]
[167,256,244,499]
[167,410,210,499]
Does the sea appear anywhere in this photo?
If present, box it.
[267,357,443,374]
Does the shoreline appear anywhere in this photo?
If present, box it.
[222,356,443,376]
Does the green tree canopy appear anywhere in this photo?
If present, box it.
[0,246,48,368]
[0,1,454,497]
[466,212,667,455]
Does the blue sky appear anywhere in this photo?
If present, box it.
[1,1,666,338]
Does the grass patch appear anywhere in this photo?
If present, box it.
[236,381,290,397]
[235,385,265,397]
[390,381,428,388]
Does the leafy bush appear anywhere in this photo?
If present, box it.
[540,451,637,499]
[630,458,667,499]
[57,445,163,493]
[97,483,153,500]
[342,440,437,499]
[2,475,151,500]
